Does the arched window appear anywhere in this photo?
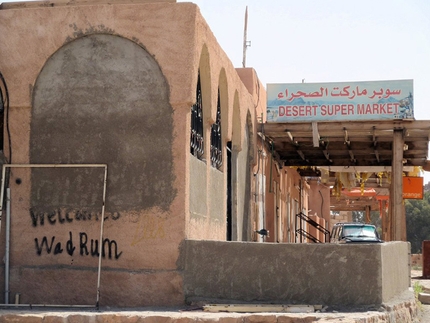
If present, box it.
[210,88,222,169]
[190,72,204,159]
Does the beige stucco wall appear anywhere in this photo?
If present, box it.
[308,179,331,221]
[308,178,331,242]
[267,165,303,243]
[0,2,194,307]
[185,17,264,242]
[236,68,266,123]
[232,120,252,241]
[0,1,265,307]
[189,157,208,239]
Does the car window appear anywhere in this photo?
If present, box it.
[343,226,376,238]
[342,227,359,237]
[361,226,378,237]
[330,224,381,243]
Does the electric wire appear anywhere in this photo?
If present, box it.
[0,72,11,213]
[0,71,11,163]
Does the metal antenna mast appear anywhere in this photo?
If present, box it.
[242,6,251,68]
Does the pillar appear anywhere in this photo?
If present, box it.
[391,128,405,241]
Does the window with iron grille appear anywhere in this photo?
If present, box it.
[210,89,222,169]
[190,72,204,159]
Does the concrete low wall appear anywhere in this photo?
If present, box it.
[179,240,410,307]
[381,241,411,301]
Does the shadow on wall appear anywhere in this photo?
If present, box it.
[30,34,176,213]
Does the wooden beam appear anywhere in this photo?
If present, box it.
[365,205,371,223]
[330,205,379,212]
[261,119,430,168]
[381,199,389,241]
[286,131,298,146]
[348,150,356,163]
[343,127,357,163]
[312,122,320,147]
[423,160,430,172]
[391,129,405,241]
[373,126,380,163]
[323,150,332,162]
[343,127,350,145]
[297,149,306,161]
[374,150,380,163]
[260,120,430,132]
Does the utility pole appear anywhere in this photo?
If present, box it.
[242,6,251,68]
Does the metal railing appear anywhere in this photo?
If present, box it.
[210,89,222,169]
[295,212,330,243]
[190,73,204,159]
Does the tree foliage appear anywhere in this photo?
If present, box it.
[352,210,381,226]
[352,210,382,236]
[406,191,430,253]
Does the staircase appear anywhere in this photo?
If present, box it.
[295,212,330,243]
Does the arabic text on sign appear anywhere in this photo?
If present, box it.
[277,86,402,101]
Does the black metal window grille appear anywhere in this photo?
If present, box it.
[210,89,222,169]
[190,73,204,158]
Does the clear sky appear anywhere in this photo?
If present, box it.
[178,0,430,182]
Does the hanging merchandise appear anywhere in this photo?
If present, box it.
[332,173,343,199]
[376,172,384,186]
[339,172,356,190]
[360,172,371,193]
[321,168,330,184]
[408,166,422,177]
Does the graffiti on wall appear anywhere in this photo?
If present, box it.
[30,208,120,226]
[34,231,123,259]
[30,208,122,260]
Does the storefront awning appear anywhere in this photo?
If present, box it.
[259,120,430,212]
[259,120,430,168]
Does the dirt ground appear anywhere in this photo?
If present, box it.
[411,269,430,322]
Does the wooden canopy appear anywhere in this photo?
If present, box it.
[259,120,430,212]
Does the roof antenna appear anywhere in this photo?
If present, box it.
[242,6,251,68]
